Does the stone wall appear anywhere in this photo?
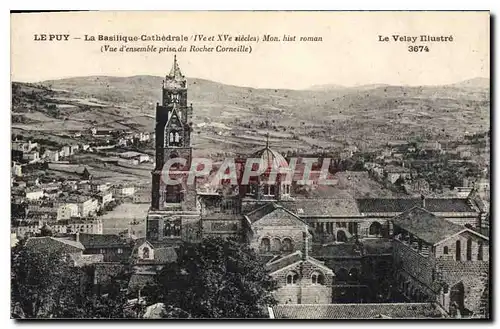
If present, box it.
[271,259,333,304]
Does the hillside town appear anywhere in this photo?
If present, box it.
[11,57,490,319]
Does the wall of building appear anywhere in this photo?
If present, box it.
[271,260,333,304]
[251,225,310,255]
[435,231,489,261]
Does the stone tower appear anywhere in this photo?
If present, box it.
[147,56,200,243]
[151,55,194,210]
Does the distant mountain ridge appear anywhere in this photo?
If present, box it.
[12,73,490,155]
[309,77,489,92]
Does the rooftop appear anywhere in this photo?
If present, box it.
[393,207,466,245]
[291,198,361,217]
[271,303,444,319]
[356,198,477,213]
[25,236,85,254]
[75,233,128,249]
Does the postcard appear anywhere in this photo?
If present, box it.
[10,11,490,319]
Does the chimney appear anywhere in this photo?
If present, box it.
[302,225,308,260]
[421,194,426,208]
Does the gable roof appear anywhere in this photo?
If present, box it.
[132,238,179,264]
[271,303,444,319]
[357,198,478,213]
[246,203,306,226]
[25,236,84,254]
[392,207,467,245]
[265,251,332,275]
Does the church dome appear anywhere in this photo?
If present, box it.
[252,145,289,172]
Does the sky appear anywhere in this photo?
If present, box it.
[11,11,490,90]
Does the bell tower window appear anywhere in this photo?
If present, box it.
[165,130,183,147]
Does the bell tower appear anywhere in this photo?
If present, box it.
[151,55,194,210]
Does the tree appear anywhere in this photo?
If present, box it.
[149,237,277,319]
[11,243,136,319]
[11,245,84,318]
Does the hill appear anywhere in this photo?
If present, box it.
[12,75,490,157]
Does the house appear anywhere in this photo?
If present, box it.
[113,185,136,197]
[11,233,19,247]
[384,165,411,184]
[97,190,113,206]
[56,203,79,220]
[11,162,23,177]
[24,236,103,267]
[42,149,60,162]
[136,132,150,142]
[119,151,150,164]
[22,151,40,164]
[91,181,110,192]
[12,140,38,153]
[128,239,179,293]
[392,207,489,317]
[73,233,131,262]
[421,141,442,151]
[62,194,99,217]
[91,128,114,137]
[25,188,44,200]
[51,218,104,235]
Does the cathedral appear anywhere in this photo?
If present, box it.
[139,57,489,314]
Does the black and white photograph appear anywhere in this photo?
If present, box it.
[9,11,491,319]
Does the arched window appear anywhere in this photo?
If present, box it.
[282,238,293,252]
[271,238,281,252]
[311,271,325,285]
[142,247,150,259]
[174,132,180,143]
[478,242,484,261]
[286,271,299,285]
[443,246,449,255]
[169,132,174,142]
[164,219,181,237]
[369,222,382,236]
[466,238,472,261]
[337,230,348,243]
[260,238,271,253]
[348,268,359,282]
[456,240,461,261]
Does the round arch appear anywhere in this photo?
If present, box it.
[337,230,348,243]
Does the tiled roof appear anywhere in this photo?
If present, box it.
[356,198,477,213]
[246,203,280,223]
[76,233,128,248]
[246,203,304,225]
[292,198,361,217]
[25,236,84,254]
[265,251,332,275]
[424,198,476,212]
[393,207,465,245]
[153,247,178,263]
[357,198,421,213]
[266,251,302,273]
[271,303,444,319]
